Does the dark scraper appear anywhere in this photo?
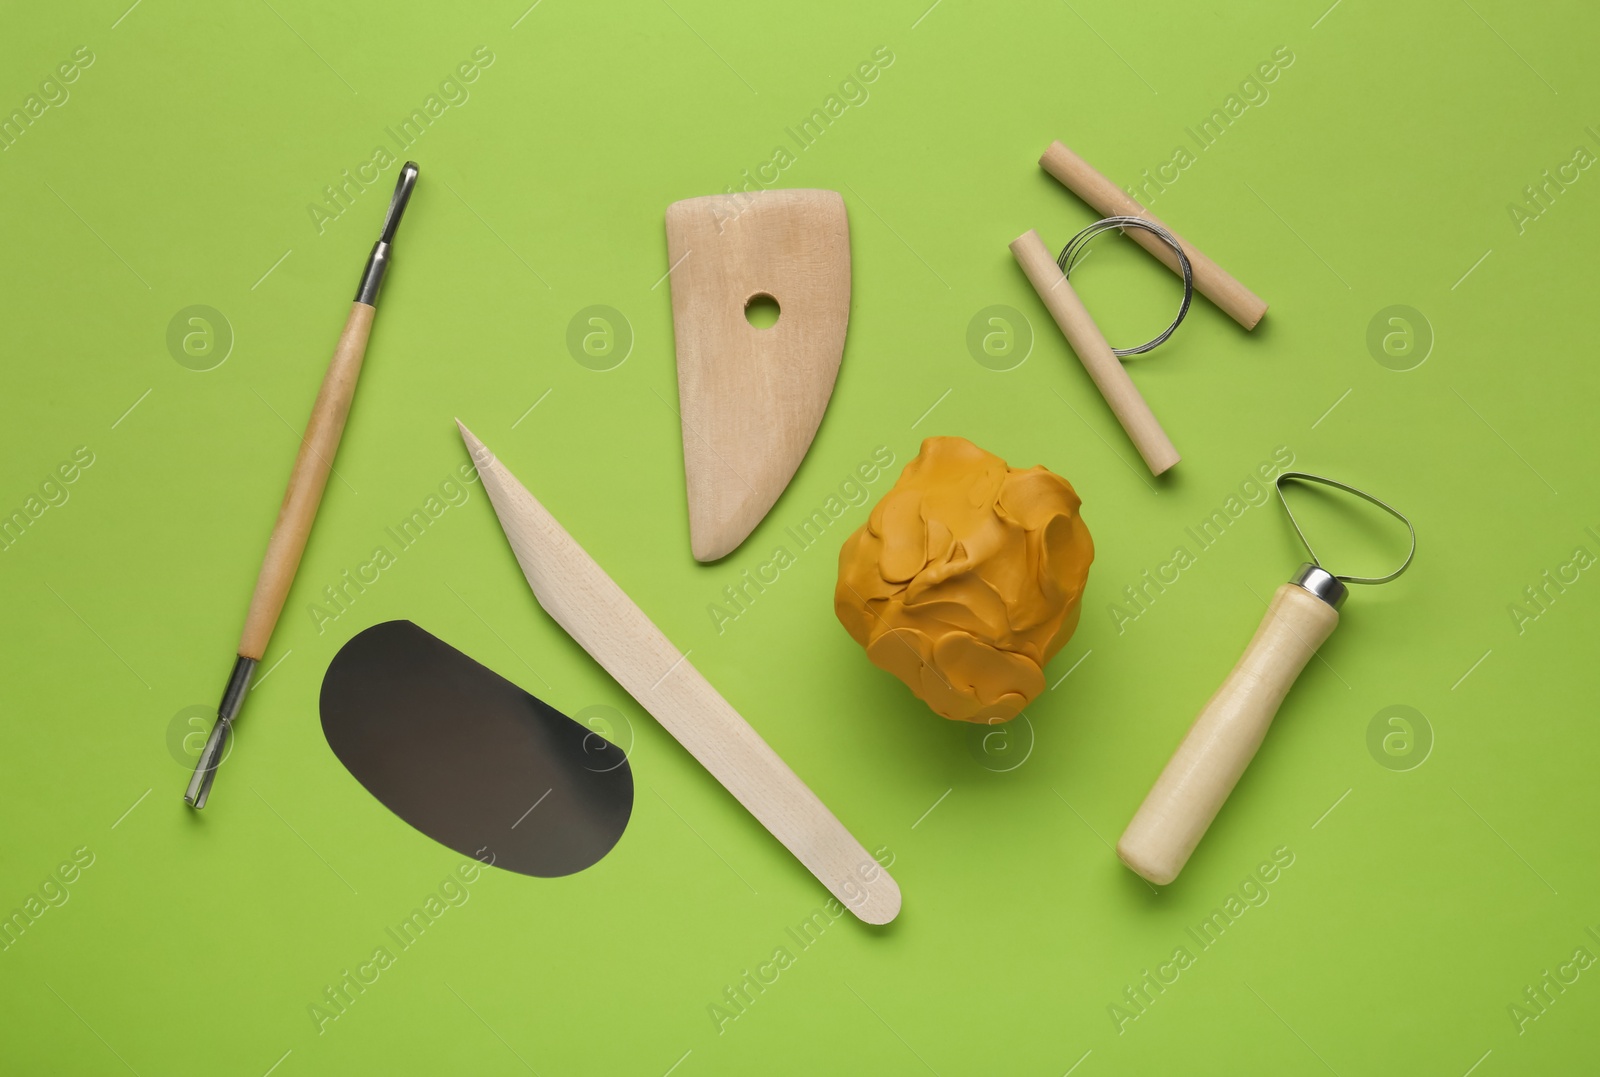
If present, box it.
[319,620,633,876]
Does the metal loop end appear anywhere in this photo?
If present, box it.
[1275,471,1417,587]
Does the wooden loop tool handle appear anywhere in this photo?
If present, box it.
[1117,583,1338,885]
[1010,229,1180,476]
[237,301,375,660]
[1039,140,1268,331]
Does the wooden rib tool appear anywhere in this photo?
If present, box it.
[184,162,420,809]
[458,422,901,924]
[665,189,851,562]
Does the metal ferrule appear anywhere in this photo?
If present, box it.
[352,160,418,307]
[354,241,392,306]
[183,655,257,809]
[1290,563,1348,609]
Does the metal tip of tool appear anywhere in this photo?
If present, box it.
[183,655,256,810]
[356,162,420,306]
[183,720,231,809]
[379,161,420,244]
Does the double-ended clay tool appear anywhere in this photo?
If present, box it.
[184,162,420,809]
[1118,473,1416,885]
[458,422,901,924]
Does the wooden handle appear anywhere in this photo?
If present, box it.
[1118,584,1338,884]
[237,301,375,659]
[1010,229,1180,476]
[1039,140,1268,330]
[460,422,902,924]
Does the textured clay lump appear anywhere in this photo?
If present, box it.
[835,436,1094,723]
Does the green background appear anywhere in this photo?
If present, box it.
[3,0,1597,1073]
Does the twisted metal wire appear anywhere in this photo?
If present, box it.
[1056,215,1194,356]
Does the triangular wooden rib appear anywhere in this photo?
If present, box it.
[665,189,850,562]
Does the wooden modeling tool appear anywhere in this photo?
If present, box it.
[1011,229,1180,475]
[458,423,901,924]
[1117,473,1416,884]
[665,189,850,562]
[184,162,420,809]
[1039,140,1268,330]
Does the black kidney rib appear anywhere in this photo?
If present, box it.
[319,620,633,877]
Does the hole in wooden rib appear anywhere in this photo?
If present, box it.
[744,292,781,329]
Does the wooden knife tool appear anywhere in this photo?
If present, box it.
[457,422,901,924]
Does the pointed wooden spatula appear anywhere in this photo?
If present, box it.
[457,422,900,924]
[665,189,851,562]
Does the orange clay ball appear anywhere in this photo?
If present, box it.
[834,436,1093,723]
